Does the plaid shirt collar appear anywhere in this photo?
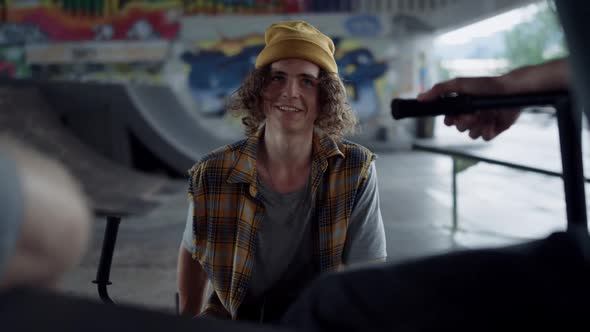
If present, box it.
[227,127,344,196]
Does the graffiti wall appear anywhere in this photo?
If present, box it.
[0,5,433,142]
[181,0,353,15]
[2,1,181,43]
[178,14,400,125]
[0,0,181,79]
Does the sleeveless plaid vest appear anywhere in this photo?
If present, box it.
[188,129,375,319]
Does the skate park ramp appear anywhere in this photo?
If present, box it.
[0,85,184,216]
[0,79,239,215]
[4,80,238,177]
[124,83,237,175]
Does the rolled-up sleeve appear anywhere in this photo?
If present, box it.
[181,202,196,254]
[184,163,203,257]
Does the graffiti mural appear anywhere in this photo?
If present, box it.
[344,15,382,37]
[181,0,352,15]
[181,35,388,121]
[335,38,387,121]
[181,34,264,116]
[1,1,181,43]
[183,0,288,15]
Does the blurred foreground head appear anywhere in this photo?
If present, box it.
[0,137,91,290]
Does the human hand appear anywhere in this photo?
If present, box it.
[417,77,521,140]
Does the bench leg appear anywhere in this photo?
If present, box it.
[452,158,458,232]
[92,216,121,304]
[555,98,587,230]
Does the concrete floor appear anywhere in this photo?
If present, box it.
[59,114,586,314]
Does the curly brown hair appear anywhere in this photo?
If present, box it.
[226,65,358,140]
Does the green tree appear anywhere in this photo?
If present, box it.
[502,1,567,70]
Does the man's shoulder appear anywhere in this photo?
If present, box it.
[339,140,376,164]
[199,139,248,164]
[188,139,248,175]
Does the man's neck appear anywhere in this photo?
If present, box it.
[262,126,313,170]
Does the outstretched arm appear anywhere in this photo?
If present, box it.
[418,58,570,140]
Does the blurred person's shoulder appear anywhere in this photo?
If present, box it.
[0,151,24,281]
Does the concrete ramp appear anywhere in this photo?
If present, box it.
[0,86,182,216]
[124,83,235,175]
[14,80,239,176]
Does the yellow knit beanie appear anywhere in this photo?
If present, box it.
[255,21,338,74]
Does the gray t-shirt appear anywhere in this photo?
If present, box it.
[0,153,24,282]
[247,175,314,302]
[182,161,386,299]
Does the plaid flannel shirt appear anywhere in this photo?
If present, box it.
[187,129,375,319]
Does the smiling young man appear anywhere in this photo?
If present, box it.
[177,21,386,323]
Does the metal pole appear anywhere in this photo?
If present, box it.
[555,98,587,231]
[452,157,458,232]
[92,216,121,304]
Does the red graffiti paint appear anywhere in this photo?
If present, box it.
[7,3,180,41]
